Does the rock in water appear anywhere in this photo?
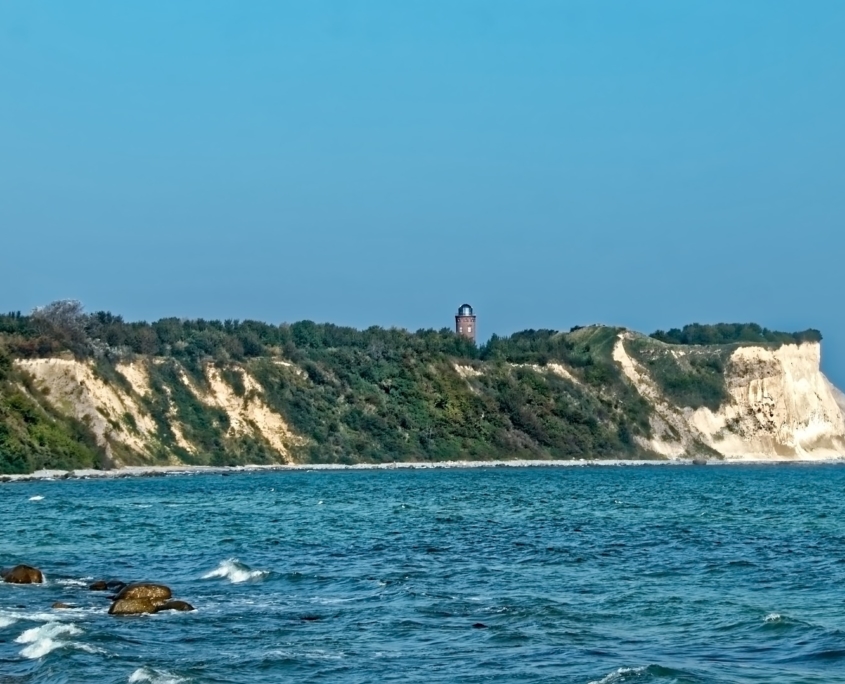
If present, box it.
[108,598,159,615]
[91,579,127,591]
[2,565,44,584]
[155,600,195,612]
[52,602,73,610]
[114,583,172,602]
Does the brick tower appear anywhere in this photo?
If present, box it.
[455,303,476,342]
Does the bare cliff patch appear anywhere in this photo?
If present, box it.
[15,358,157,465]
[182,365,302,462]
[690,343,845,459]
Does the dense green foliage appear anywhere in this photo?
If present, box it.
[0,365,103,474]
[651,323,821,347]
[248,324,650,464]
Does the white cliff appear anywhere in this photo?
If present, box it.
[614,335,845,460]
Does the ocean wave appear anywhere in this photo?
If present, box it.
[0,610,58,627]
[202,558,269,584]
[54,577,89,587]
[587,665,703,683]
[16,622,84,659]
[764,612,782,623]
[128,666,188,683]
[29,495,45,501]
[588,667,647,684]
[16,621,82,644]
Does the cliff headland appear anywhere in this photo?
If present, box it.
[1,303,841,474]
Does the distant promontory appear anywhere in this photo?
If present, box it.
[1,302,840,474]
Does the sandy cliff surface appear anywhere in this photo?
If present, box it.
[14,358,300,467]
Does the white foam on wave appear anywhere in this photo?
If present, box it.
[128,666,188,683]
[16,621,82,644]
[0,616,17,628]
[202,558,269,584]
[588,666,647,684]
[764,612,782,623]
[20,636,65,659]
[16,622,83,659]
[29,495,45,501]
[55,578,89,587]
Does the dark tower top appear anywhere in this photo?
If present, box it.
[455,303,477,342]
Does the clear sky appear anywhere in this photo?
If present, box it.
[2,2,844,379]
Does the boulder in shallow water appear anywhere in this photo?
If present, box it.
[91,579,127,592]
[114,583,172,602]
[155,600,195,612]
[1,565,44,584]
[108,597,159,615]
[52,602,73,610]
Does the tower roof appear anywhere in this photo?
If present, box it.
[457,303,474,316]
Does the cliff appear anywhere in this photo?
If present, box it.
[1,309,842,473]
[616,336,845,460]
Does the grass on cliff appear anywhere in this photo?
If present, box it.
[624,336,732,411]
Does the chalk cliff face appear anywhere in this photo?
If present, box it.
[615,337,845,460]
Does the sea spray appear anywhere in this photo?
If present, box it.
[202,558,269,584]
[16,622,83,659]
[128,667,188,684]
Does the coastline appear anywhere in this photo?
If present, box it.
[2,456,844,483]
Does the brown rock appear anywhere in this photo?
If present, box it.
[52,602,73,610]
[2,565,44,584]
[154,600,195,612]
[114,583,172,602]
[108,597,159,615]
[89,580,108,591]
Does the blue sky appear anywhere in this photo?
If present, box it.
[2,2,844,379]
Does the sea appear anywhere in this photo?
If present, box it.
[1,463,845,683]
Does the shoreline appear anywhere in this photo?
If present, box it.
[2,456,845,483]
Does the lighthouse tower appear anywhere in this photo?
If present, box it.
[455,303,476,342]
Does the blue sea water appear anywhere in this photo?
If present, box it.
[1,464,845,683]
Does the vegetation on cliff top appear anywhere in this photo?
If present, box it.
[0,302,823,473]
[651,323,821,347]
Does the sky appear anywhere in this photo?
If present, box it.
[2,2,844,379]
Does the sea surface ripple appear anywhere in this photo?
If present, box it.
[2,464,845,682]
